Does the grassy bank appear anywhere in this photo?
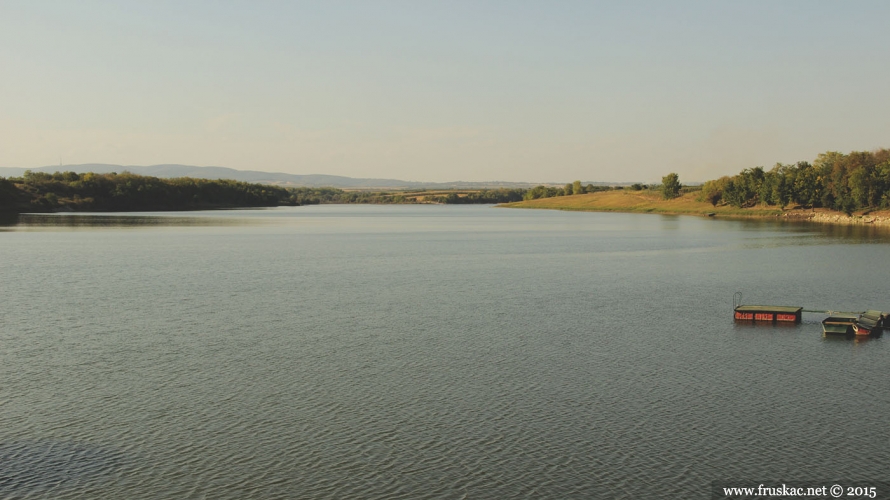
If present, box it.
[499,190,784,217]
[498,189,890,225]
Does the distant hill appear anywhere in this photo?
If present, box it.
[0,164,570,189]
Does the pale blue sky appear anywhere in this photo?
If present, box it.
[1,1,889,182]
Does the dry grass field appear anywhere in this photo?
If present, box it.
[499,190,783,217]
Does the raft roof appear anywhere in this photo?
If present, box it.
[734,305,802,313]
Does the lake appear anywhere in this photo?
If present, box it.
[2,205,889,499]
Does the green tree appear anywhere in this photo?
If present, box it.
[758,169,776,206]
[878,161,890,208]
[572,180,583,195]
[848,166,872,209]
[792,162,821,209]
[524,186,542,200]
[661,173,681,200]
[770,165,791,209]
[698,176,730,206]
[723,179,745,208]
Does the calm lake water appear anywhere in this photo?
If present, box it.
[2,205,890,499]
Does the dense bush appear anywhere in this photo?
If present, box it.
[698,149,890,213]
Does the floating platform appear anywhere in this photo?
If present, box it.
[732,292,888,333]
[822,314,858,335]
[733,305,802,323]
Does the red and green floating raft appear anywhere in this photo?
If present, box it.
[732,293,888,337]
[733,305,802,324]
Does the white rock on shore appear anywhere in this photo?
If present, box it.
[796,212,890,226]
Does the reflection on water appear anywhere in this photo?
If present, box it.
[812,221,890,241]
[733,320,801,330]
[734,216,890,242]
[4,209,890,242]
[0,212,18,227]
[6,213,255,229]
[821,330,884,342]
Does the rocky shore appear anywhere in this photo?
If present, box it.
[781,211,890,226]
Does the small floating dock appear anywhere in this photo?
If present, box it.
[733,305,803,323]
[822,314,858,335]
[732,292,888,335]
[732,292,803,323]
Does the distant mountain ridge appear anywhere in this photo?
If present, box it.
[0,164,575,189]
[0,164,425,188]
[0,164,622,189]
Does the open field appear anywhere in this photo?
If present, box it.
[499,190,782,216]
[498,190,890,226]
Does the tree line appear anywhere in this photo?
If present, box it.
[23,152,889,216]
[523,181,618,200]
[697,149,890,214]
[293,182,615,204]
[0,171,589,213]
[2,170,299,212]
[0,169,675,214]
[283,187,528,205]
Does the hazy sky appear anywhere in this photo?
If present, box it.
[2,1,889,182]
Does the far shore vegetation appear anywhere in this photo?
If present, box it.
[502,148,890,219]
[0,170,529,214]
[0,171,299,213]
[2,149,888,221]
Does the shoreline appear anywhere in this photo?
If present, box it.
[6,198,890,228]
[497,191,890,228]
[790,212,890,226]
